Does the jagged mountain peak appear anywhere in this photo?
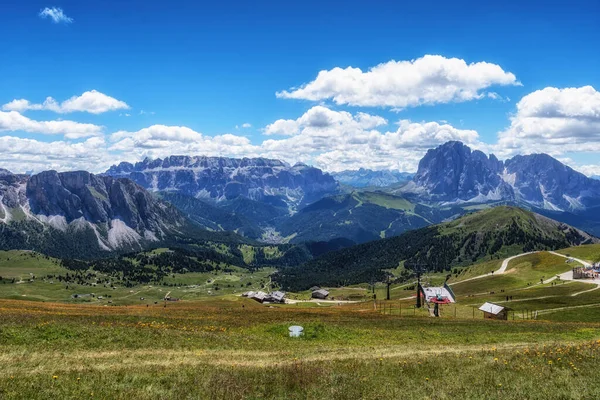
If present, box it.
[410,141,600,212]
[107,155,292,174]
[412,141,508,202]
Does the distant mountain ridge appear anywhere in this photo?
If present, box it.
[105,156,339,212]
[332,168,413,188]
[407,141,600,212]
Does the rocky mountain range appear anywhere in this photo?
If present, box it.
[1,142,599,258]
[105,156,338,212]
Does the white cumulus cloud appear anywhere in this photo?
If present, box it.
[496,86,600,157]
[106,106,482,173]
[0,136,111,173]
[2,90,129,114]
[277,55,520,109]
[264,106,387,136]
[0,111,103,139]
[109,125,260,161]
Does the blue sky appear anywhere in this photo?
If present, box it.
[1,0,600,174]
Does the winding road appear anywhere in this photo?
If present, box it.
[449,252,535,286]
[450,250,600,297]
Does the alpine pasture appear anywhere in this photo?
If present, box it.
[1,246,600,399]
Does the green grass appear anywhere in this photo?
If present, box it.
[0,266,275,305]
[0,250,274,305]
[86,185,108,201]
[262,246,283,259]
[452,259,503,281]
[438,205,576,241]
[557,244,600,263]
[0,250,65,280]
[355,191,415,212]
[239,244,256,264]
[3,243,600,398]
[452,252,579,297]
[504,252,576,282]
[540,304,600,322]
[7,206,26,221]
[1,299,600,399]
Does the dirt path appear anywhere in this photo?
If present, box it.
[449,252,535,286]
[285,299,361,304]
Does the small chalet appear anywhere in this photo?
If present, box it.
[242,290,286,303]
[249,291,267,303]
[311,289,330,299]
[268,291,286,303]
[479,302,509,320]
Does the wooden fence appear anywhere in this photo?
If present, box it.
[374,300,538,320]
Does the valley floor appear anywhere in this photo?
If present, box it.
[1,298,600,399]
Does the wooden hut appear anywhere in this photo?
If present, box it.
[479,302,509,320]
[311,289,330,299]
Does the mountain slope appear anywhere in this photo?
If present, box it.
[504,154,600,211]
[410,141,510,202]
[276,191,459,244]
[156,192,264,239]
[274,206,598,290]
[0,169,246,259]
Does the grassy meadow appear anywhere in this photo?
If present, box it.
[1,246,600,398]
[2,298,600,399]
[0,250,275,305]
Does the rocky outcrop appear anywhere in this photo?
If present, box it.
[504,154,600,211]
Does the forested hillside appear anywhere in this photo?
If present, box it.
[276,191,465,244]
[274,206,598,290]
